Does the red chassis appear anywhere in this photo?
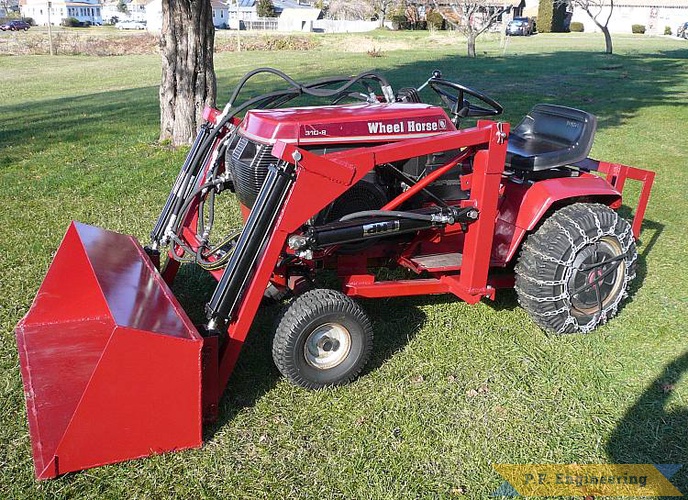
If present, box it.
[168,115,654,407]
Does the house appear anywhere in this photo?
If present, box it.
[227,0,320,28]
[212,0,228,28]
[144,0,161,30]
[227,0,258,24]
[101,0,146,24]
[277,5,320,31]
[20,0,103,25]
[101,0,121,23]
[570,0,688,34]
[143,0,227,30]
[127,0,147,20]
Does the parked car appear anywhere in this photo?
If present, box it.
[0,20,31,31]
[115,19,146,30]
[678,22,688,39]
[506,17,535,36]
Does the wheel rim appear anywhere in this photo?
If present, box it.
[304,323,352,370]
[567,236,625,317]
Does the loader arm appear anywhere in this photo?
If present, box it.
[205,122,508,390]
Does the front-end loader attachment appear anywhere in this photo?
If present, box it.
[15,222,205,479]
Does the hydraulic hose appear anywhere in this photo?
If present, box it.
[158,68,397,270]
[339,210,440,223]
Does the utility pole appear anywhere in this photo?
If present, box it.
[47,0,54,55]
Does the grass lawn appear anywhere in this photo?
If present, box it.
[1,32,687,498]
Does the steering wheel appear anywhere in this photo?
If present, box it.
[427,72,503,123]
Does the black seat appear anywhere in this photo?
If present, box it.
[505,104,597,171]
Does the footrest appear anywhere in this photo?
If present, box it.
[409,252,463,272]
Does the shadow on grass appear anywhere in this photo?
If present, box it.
[1,48,687,166]
[607,351,688,493]
[630,218,664,294]
[196,293,431,439]
[170,264,431,438]
[362,296,429,373]
[0,85,160,167]
[614,205,664,301]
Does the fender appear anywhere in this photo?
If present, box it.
[493,174,621,265]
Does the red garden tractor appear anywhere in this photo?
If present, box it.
[15,68,655,478]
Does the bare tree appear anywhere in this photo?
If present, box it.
[0,0,15,17]
[159,0,216,146]
[433,0,509,57]
[560,0,613,53]
[327,0,373,20]
[370,0,399,27]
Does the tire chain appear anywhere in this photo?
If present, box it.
[515,204,637,334]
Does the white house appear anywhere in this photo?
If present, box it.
[227,0,320,28]
[20,0,102,25]
[101,0,120,22]
[570,0,688,34]
[127,0,147,20]
[277,5,320,31]
[144,0,161,30]
[100,0,146,24]
[144,0,227,30]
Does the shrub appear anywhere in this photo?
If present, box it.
[391,14,408,30]
[214,34,319,52]
[23,17,36,26]
[537,0,566,32]
[367,47,383,57]
[632,24,646,34]
[664,26,672,35]
[61,17,81,27]
[426,10,444,30]
[569,21,584,32]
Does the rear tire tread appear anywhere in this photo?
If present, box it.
[515,202,637,334]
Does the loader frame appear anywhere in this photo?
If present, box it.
[199,120,510,417]
[173,118,655,422]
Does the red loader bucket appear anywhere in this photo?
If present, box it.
[15,222,205,479]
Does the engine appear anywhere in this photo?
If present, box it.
[226,102,464,222]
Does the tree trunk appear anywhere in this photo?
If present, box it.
[160,0,216,146]
[601,25,613,54]
[467,32,477,57]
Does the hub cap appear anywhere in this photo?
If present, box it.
[568,236,625,317]
[304,323,352,370]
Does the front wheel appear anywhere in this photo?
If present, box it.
[515,203,637,334]
[272,289,373,389]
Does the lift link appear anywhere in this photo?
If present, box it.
[290,206,480,252]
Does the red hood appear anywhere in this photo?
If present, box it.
[239,102,455,146]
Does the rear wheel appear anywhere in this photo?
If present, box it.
[272,289,373,389]
[515,203,637,333]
